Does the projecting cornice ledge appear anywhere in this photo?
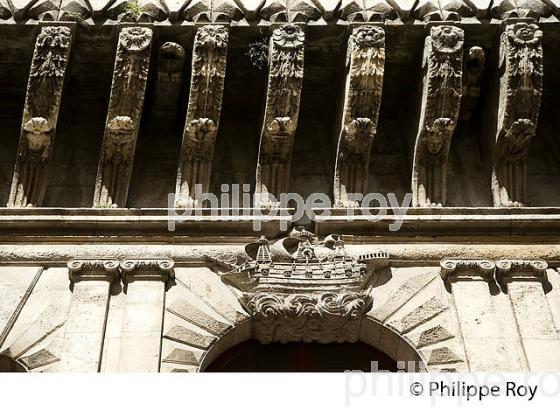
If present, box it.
[0,208,560,240]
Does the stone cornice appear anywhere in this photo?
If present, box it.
[1,208,560,241]
[67,258,120,283]
[0,0,555,25]
[496,259,548,283]
[440,258,495,282]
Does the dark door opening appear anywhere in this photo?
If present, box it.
[205,340,398,372]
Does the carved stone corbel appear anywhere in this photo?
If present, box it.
[492,22,543,207]
[440,258,495,283]
[255,24,305,207]
[93,26,153,208]
[333,25,385,208]
[495,259,548,284]
[8,26,72,208]
[67,259,120,283]
[412,25,463,207]
[175,25,228,209]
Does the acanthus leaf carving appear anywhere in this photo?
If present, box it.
[8,26,72,208]
[255,24,304,207]
[492,22,543,207]
[219,228,390,344]
[175,25,228,209]
[334,25,385,208]
[412,25,463,207]
[93,26,152,208]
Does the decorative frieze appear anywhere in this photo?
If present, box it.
[175,25,228,208]
[492,22,543,207]
[440,258,495,282]
[220,229,389,343]
[120,259,175,284]
[93,26,153,208]
[333,25,385,207]
[412,25,463,207]
[67,259,120,283]
[8,26,72,207]
[255,24,305,207]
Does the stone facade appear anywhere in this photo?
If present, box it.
[1,0,560,372]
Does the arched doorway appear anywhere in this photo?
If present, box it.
[205,339,398,372]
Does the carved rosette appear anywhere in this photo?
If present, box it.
[93,27,153,208]
[67,259,120,283]
[255,24,305,206]
[8,26,72,208]
[412,25,463,207]
[334,25,385,208]
[492,22,543,207]
[175,25,228,209]
[496,259,548,284]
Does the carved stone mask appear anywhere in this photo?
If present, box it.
[24,117,51,152]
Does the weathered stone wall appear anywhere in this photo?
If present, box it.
[1,254,560,372]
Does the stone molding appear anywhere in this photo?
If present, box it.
[440,258,496,282]
[495,258,548,283]
[0,0,554,23]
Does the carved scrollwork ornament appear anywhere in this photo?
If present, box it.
[93,27,153,208]
[412,25,463,208]
[495,259,548,284]
[219,231,389,344]
[255,24,305,206]
[492,22,543,208]
[440,258,495,282]
[8,26,72,208]
[67,259,120,283]
[334,25,385,208]
[175,25,229,209]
